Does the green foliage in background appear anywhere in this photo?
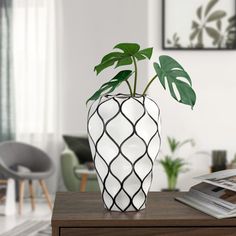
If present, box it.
[160,156,186,190]
[87,43,196,108]
[167,137,195,153]
[159,137,195,190]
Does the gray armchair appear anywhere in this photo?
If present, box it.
[0,141,54,214]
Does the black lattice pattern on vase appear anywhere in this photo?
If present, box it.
[88,94,161,212]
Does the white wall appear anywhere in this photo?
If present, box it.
[148,0,236,191]
[61,0,148,134]
[61,0,236,191]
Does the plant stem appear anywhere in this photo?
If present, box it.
[125,80,133,95]
[168,175,177,190]
[142,75,158,95]
[132,56,138,96]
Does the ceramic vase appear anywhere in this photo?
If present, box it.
[87,94,161,211]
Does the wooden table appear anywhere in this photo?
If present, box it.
[51,192,236,236]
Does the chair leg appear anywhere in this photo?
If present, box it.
[28,180,35,211]
[80,173,88,192]
[19,180,25,215]
[39,180,53,210]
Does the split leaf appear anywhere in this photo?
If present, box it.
[153,56,196,108]
[86,70,133,104]
[94,43,153,75]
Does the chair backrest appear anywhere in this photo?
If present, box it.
[63,135,93,164]
[0,141,53,172]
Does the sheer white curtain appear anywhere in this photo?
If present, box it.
[12,0,61,193]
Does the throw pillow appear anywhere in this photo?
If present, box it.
[63,135,93,164]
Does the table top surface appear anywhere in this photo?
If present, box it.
[51,192,236,227]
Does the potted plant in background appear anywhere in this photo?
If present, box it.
[160,137,195,191]
[87,43,196,212]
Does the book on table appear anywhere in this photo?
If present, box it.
[176,169,236,219]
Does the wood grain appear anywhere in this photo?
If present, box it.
[29,180,35,211]
[52,192,236,227]
[39,180,53,210]
[52,226,59,236]
[60,227,236,236]
[80,173,88,192]
[18,180,25,215]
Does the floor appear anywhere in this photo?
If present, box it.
[0,198,52,235]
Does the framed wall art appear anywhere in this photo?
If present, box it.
[162,0,236,50]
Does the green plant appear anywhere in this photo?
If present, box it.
[160,156,186,190]
[167,137,195,153]
[87,43,196,108]
[159,137,195,190]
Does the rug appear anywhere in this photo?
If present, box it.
[1,221,51,236]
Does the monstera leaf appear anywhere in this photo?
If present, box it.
[86,70,133,104]
[153,56,196,108]
[94,43,153,75]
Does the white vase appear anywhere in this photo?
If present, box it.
[87,94,161,211]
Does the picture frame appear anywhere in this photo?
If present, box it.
[162,0,236,50]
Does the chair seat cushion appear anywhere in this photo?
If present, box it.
[14,165,53,179]
[17,171,53,180]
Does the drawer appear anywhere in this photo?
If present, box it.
[60,227,236,236]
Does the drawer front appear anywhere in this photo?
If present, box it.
[60,227,236,236]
